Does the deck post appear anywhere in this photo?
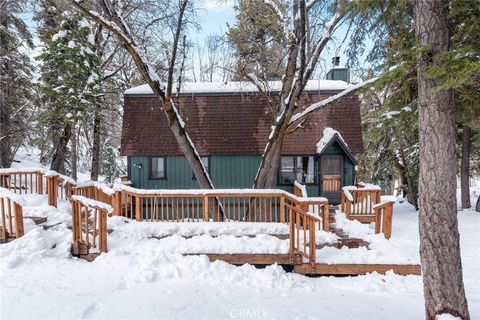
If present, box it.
[280,196,285,223]
[71,201,79,255]
[99,210,108,253]
[289,208,294,263]
[375,190,381,204]
[46,174,59,207]
[135,196,142,221]
[203,196,209,221]
[308,219,317,274]
[13,203,24,238]
[36,172,43,194]
[113,191,122,216]
[322,203,329,231]
[383,204,393,239]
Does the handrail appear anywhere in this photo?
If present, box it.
[341,185,381,222]
[0,169,45,195]
[373,201,394,239]
[0,187,25,242]
[293,181,307,198]
[73,182,114,207]
[0,168,77,208]
[286,203,321,269]
[70,195,111,256]
[111,185,329,226]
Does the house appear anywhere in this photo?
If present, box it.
[120,69,363,204]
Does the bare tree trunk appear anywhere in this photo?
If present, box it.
[415,1,470,319]
[91,114,101,181]
[50,124,72,175]
[476,196,480,213]
[71,124,78,181]
[70,0,215,192]
[460,125,471,209]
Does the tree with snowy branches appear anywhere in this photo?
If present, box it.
[36,1,102,175]
[0,0,35,168]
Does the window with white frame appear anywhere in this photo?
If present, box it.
[279,156,315,184]
[150,157,166,179]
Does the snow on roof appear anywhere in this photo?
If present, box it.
[124,80,352,96]
[316,127,346,154]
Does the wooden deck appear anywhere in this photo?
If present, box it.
[183,253,421,276]
[0,172,420,277]
[182,208,421,276]
[294,263,421,276]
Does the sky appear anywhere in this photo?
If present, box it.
[21,0,372,83]
[195,0,372,82]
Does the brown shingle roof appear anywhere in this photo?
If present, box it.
[120,90,363,157]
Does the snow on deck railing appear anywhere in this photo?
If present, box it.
[294,181,308,198]
[44,170,77,186]
[71,195,113,214]
[0,168,45,174]
[76,181,115,196]
[112,183,328,203]
[373,200,395,210]
[0,187,27,206]
[342,186,356,202]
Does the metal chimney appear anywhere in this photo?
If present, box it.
[332,56,340,66]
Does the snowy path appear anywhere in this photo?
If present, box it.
[1,195,479,319]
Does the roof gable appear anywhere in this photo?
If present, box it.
[318,135,359,165]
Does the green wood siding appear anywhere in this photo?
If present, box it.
[128,150,355,197]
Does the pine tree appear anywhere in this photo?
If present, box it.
[36,2,102,174]
[227,0,287,80]
[100,138,123,183]
[0,0,34,168]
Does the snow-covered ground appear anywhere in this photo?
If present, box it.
[1,149,479,319]
[1,194,479,319]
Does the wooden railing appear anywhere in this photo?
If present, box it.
[0,169,77,208]
[287,203,322,269]
[0,187,25,242]
[0,169,44,194]
[294,182,329,232]
[72,185,329,261]
[70,195,111,256]
[341,185,381,223]
[45,172,76,207]
[374,201,394,239]
[294,181,307,198]
[111,186,329,227]
[73,182,114,206]
[113,190,294,223]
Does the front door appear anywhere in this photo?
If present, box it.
[320,155,343,204]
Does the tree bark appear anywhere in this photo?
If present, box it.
[460,125,471,209]
[415,0,470,319]
[476,196,480,213]
[91,114,101,181]
[0,15,11,168]
[71,124,77,181]
[50,123,72,175]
